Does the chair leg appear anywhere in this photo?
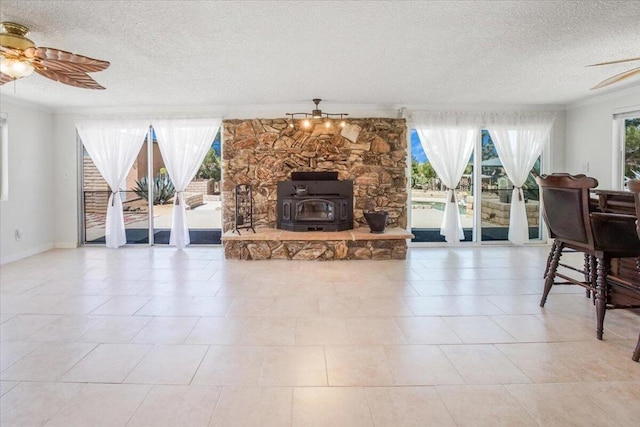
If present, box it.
[595,256,609,340]
[544,240,557,279]
[541,241,563,307]
[589,255,597,305]
[633,333,640,362]
[583,253,591,299]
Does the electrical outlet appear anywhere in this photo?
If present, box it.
[14,229,22,241]
[582,162,590,172]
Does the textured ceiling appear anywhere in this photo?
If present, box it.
[0,0,639,111]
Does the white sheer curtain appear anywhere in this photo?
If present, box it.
[484,112,556,245]
[153,118,222,248]
[413,112,482,243]
[76,120,148,248]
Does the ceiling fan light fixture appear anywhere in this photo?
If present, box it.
[286,99,348,127]
[311,98,323,119]
[0,56,34,78]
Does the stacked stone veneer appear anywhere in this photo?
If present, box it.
[224,239,408,260]
[221,118,407,232]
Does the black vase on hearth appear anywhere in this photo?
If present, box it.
[364,211,388,234]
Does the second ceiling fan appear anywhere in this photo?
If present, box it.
[589,56,640,90]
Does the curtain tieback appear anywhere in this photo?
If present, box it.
[447,188,456,203]
[174,191,184,206]
[514,186,523,201]
[111,191,119,206]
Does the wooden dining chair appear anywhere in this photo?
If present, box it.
[537,174,599,307]
[538,174,640,341]
[540,174,593,299]
[590,207,640,340]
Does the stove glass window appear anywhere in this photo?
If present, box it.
[295,199,335,221]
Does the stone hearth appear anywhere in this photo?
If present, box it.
[222,228,413,260]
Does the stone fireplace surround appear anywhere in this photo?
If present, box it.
[221,118,411,259]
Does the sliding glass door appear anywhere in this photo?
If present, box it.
[479,130,541,241]
[80,129,222,245]
[410,130,473,242]
[81,138,151,244]
[410,129,542,243]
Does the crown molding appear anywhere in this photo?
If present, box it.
[0,93,54,113]
[53,102,400,119]
[566,85,640,110]
[399,103,566,112]
[54,101,572,119]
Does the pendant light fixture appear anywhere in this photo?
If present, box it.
[286,99,348,129]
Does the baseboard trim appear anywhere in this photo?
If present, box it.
[0,243,55,265]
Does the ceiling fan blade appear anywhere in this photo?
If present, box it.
[588,57,640,67]
[34,67,105,90]
[35,47,110,72]
[0,71,17,85]
[40,57,109,74]
[591,66,640,90]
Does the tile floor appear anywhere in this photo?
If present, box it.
[0,245,639,426]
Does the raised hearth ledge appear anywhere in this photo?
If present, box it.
[222,228,414,260]
[222,227,414,241]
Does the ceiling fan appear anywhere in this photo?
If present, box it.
[0,21,109,89]
[588,56,640,90]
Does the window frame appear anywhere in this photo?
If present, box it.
[613,108,640,190]
[0,113,8,201]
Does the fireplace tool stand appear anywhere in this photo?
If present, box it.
[234,184,255,234]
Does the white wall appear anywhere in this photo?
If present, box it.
[0,99,55,264]
[52,113,81,248]
[549,111,566,173]
[565,86,640,190]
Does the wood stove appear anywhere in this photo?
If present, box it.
[277,172,353,232]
